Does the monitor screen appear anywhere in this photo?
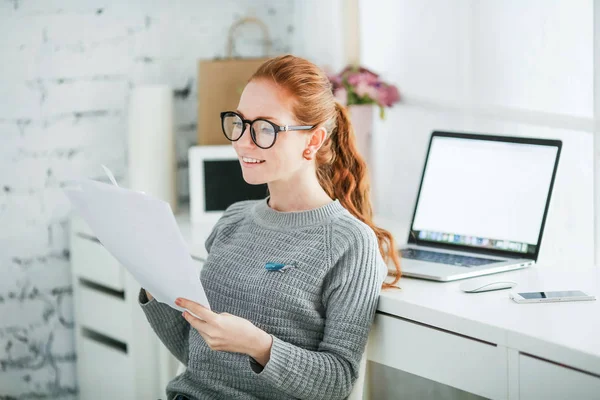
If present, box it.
[411,134,560,256]
[203,160,268,211]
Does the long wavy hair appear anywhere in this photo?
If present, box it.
[250,55,401,289]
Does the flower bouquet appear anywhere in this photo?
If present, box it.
[328,65,400,119]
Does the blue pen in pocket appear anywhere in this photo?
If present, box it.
[265,262,294,273]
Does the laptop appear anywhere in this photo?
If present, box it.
[400,131,562,281]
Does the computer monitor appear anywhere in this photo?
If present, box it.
[189,145,268,227]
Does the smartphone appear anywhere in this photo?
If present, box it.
[509,290,596,303]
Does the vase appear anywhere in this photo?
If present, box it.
[348,104,374,167]
[347,104,375,203]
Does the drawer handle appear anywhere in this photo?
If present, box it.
[376,311,498,347]
[80,278,125,299]
[76,232,101,244]
[521,352,600,379]
[82,328,127,353]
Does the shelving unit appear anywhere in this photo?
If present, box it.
[69,215,197,399]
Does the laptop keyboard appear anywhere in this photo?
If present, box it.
[401,248,502,267]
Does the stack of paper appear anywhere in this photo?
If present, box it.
[64,170,210,312]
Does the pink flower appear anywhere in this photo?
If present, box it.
[343,66,378,82]
[334,87,348,105]
[355,81,379,101]
[377,85,401,107]
[326,64,401,119]
[347,71,379,87]
[328,74,343,90]
[347,73,363,86]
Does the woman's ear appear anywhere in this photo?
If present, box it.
[305,127,327,155]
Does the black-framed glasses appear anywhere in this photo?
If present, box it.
[220,111,315,149]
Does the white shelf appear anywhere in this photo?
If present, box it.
[69,214,206,399]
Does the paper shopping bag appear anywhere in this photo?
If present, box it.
[197,17,272,146]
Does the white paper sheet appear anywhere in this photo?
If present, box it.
[64,177,210,312]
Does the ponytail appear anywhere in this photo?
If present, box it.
[322,103,372,221]
[317,103,402,289]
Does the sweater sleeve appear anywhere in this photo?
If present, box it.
[138,288,190,365]
[138,200,255,365]
[249,224,385,400]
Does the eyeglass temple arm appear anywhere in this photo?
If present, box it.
[281,125,315,131]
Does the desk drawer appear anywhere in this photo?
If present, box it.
[367,312,507,399]
[519,354,600,399]
[77,282,129,344]
[78,332,133,400]
[71,235,124,291]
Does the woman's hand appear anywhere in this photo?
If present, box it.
[175,297,273,366]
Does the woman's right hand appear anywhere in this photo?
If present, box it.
[145,289,154,301]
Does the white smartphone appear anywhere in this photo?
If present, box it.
[509,290,596,303]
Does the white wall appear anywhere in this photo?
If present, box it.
[594,0,600,267]
[0,1,296,398]
[291,0,346,72]
[360,0,595,269]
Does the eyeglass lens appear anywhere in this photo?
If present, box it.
[222,113,276,148]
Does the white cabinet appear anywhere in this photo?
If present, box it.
[366,312,600,399]
[71,235,125,292]
[77,282,129,343]
[519,354,600,400]
[70,215,205,399]
[367,313,508,399]
[78,332,133,400]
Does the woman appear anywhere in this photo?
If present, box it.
[140,55,401,400]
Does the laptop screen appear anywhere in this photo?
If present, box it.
[410,132,561,259]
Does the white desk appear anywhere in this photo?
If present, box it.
[370,267,600,399]
[176,212,600,400]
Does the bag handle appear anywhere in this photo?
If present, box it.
[226,17,272,58]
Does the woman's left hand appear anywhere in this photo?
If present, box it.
[176,297,273,366]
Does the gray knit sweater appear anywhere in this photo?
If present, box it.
[139,198,387,400]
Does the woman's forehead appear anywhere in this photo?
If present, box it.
[238,80,294,120]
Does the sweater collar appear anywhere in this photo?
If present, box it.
[252,197,346,228]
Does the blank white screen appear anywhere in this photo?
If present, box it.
[412,136,558,245]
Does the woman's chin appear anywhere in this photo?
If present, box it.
[241,170,269,186]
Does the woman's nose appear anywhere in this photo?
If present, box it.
[236,124,256,148]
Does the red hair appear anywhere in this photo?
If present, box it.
[251,55,401,289]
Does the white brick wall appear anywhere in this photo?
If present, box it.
[0,1,296,398]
